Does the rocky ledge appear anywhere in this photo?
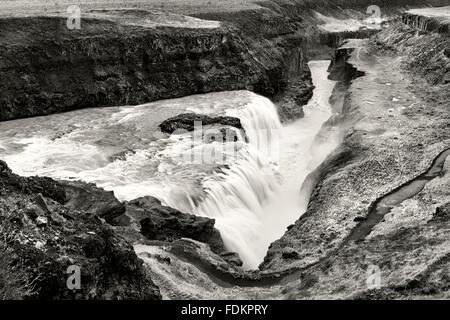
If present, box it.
[118,196,225,255]
[0,159,233,299]
[0,160,161,299]
[402,7,450,35]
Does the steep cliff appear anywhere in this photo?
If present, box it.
[402,8,450,35]
[0,14,289,120]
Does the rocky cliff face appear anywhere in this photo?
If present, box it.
[0,15,286,121]
[121,196,225,254]
[402,10,450,35]
[0,156,234,299]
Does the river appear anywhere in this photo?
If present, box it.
[0,60,337,269]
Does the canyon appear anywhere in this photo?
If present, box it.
[0,0,449,300]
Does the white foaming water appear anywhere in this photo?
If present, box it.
[0,61,337,269]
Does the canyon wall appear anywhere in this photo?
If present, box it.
[375,14,450,84]
[0,15,294,120]
[402,11,450,35]
[2,0,448,121]
[261,9,450,299]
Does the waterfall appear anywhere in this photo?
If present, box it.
[161,61,337,269]
[162,94,284,269]
[0,62,337,271]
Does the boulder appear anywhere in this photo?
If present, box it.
[125,196,225,253]
[159,113,243,134]
[0,161,160,300]
[61,180,126,225]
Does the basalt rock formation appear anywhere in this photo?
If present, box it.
[374,17,450,85]
[402,9,450,35]
[2,0,450,301]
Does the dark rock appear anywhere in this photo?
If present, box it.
[0,161,160,300]
[433,203,450,221]
[0,160,67,203]
[281,248,300,260]
[126,196,224,253]
[0,15,295,121]
[444,48,450,58]
[220,252,243,267]
[159,113,243,135]
[61,180,126,225]
[354,216,367,222]
[33,194,51,214]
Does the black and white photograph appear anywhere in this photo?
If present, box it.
[0,0,449,308]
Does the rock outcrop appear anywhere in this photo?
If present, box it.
[123,196,225,254]
[0,160,161,300]
[1,1,448,122]
[402,8,450,35]
[61,181,126,225]
[159,113,243,134]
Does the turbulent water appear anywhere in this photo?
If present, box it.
[0,60,336,269]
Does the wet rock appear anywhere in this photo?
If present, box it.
[169,239,245,277]
[61,180,126,225]
[159,113,243,135]
[126,196,224,253]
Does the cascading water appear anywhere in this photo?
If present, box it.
[0,60,337,270]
